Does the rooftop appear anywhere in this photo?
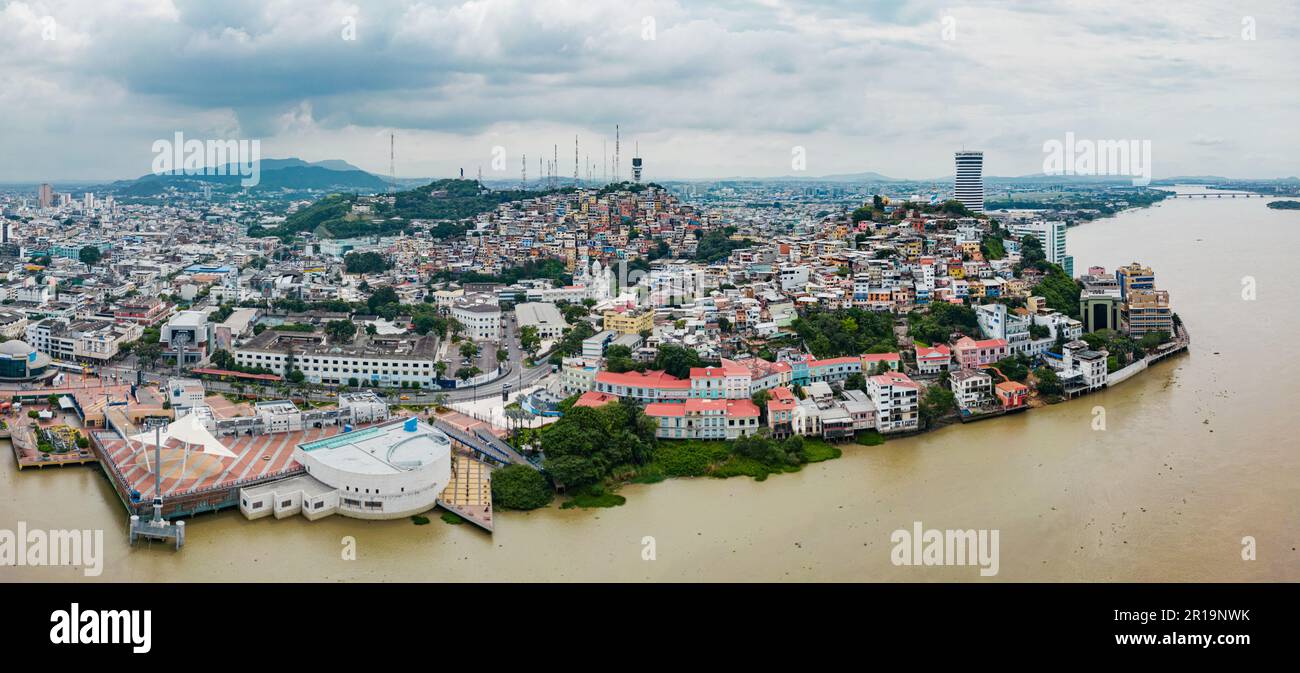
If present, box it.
[298,417,451,476]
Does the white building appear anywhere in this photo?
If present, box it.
[514,302,567,340]
[233,330,439,388]
[1006,220,1071,276]
[866,372,921,433]
[339,391,390,424]
[949,368,993,410]
[954,151,985,213]
[162,310,209,364]
[167,378,206,410]
[241,417,452,521]
[451,298,501,341]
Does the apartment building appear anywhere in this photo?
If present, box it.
[234,329,439,387]
[866,371,920,433]
[26,318,143,364]
[1121,288,1173,337]
[644,398,761,440]
[602,308,654,335]
[952,336,1009,369]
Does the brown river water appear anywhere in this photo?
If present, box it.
[3,189,1297,582]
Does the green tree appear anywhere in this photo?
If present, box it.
[992,356,1029,382]
[79,245,102,267]
[792,307,897,357]
[653,344,708,379]
[491,465,554,510]
[324,320,357,344]
[1034,367,1062,396]
[344,251,390,274]
[919,385,956,427]
[366,286,399,313]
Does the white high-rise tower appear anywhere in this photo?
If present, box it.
[954,151,984,213]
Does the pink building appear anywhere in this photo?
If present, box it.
[952,336,1009,369]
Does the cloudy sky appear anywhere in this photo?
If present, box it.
[1,0,1297,182]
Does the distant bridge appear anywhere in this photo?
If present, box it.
[1167,192,1264,198]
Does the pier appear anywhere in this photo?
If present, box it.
[436,453,495,532]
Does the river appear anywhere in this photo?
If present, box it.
[3,188,1297,582]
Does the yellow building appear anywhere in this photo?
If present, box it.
[603,309,654,335]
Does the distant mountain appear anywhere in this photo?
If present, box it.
[102,157,389,194]
[306,159,367,172]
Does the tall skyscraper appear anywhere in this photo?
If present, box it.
[37,183,54,209]
[954,151,984,213]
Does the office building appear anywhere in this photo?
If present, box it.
[954,151,984,213]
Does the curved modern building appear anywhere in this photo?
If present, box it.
[954,150,985,213]
[0,339,53,382]
[266,417,454,520]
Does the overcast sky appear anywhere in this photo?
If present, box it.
[2,0,1297,182]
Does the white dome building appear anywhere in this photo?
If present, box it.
[243,417,453,521]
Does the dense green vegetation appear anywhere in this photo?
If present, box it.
[918,385,956,427]
[1033,367,1062,397]
[559,486,626,509]
[792,308,896,357]
[693,227,747,263]
[992,355,1031,382]
[344,251,390,274]
[1266,200,1300,210]
[490,464,555,510]
[393,179,564,220]
[540,399,658,490]
[438,258,571,286]
[247,179,563,241]
[908,302,979,345]
[980,235,1006,260]
[640,434,842,483]
[1032,264,1081,318]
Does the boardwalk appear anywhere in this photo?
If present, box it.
[437,453,495,532]
[92,423,372,516]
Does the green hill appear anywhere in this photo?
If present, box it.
[248,179,573,240]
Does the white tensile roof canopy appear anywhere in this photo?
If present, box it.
[130,411,238,459]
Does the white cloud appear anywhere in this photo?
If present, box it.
[1,0,1296,181]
